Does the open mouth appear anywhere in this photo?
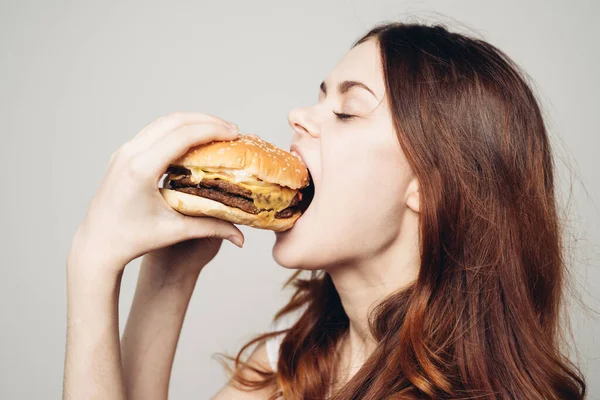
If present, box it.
[298,170,314,214]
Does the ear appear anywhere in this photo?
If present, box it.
[405,177,420,213]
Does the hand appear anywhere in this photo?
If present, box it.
[69,112,246,275]
[140,238,224,285]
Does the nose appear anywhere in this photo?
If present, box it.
[288,107,320,138]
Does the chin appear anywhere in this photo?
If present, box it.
[273,213,313,270]
[272,244,328,271]
[272,205,337,271]
[272,209,315,270]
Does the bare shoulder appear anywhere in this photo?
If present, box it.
[210,340,279,400]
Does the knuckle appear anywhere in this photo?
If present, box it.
[148,115,168,128]
[108,150,119,166]
[202,223,229,239]
[109,143,131,165]
[203,112,223,123]
[204,228,220,238]
[167,111,186,122]
[126,155,148,179]
[173,124,207,142]
[118,140,136,157]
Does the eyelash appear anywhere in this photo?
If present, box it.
[333,111,356,121]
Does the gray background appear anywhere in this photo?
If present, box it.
[1,0,598,398]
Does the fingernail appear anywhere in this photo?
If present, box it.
[229,124,239,132]
[228,236,244,248]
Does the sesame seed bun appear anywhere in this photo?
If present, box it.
[160,134,310,231]
[171,134,309,189]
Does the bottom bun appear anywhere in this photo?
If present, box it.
[159,188,301,232]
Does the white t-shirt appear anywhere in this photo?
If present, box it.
[265,303,309,372]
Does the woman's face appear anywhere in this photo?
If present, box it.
[273,38,417,270]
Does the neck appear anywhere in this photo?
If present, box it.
[325,212,420,385]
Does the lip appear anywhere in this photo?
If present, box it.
[289,144,308,170]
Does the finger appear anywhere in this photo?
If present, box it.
[141,122,240,177]
[174,215,245,248]
[130,112,237,153]
[109,150,117,166]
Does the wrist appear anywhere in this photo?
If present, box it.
[66,255,124,294]
[67,223,128,276]
[140,251,204,289]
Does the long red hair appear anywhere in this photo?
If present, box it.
[216,21,587,399]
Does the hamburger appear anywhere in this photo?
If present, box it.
[159,134,313,231]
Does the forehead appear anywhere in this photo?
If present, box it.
[326,38,385,99]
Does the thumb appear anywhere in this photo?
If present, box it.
[176,215,245,248]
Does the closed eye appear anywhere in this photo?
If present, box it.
[333,111,356,121]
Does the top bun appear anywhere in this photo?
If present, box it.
[171,134,309,190]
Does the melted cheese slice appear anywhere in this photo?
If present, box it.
[170,167,297,212]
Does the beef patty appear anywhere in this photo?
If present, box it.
[166,168,299,219]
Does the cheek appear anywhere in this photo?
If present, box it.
[272,130,410,269]
[322,158,404,226]
[321,132,405,206]
[317,142,407,241]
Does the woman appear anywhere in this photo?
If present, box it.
[63,22,587,399]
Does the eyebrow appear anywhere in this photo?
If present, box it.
[319,80,377,99]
